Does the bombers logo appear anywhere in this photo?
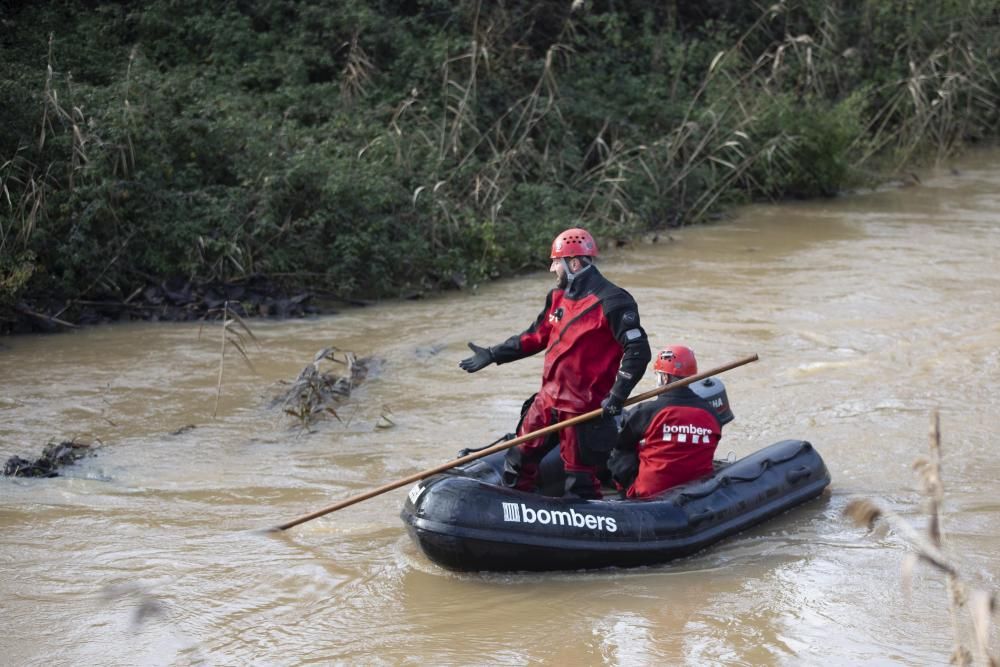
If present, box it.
[662,423,714,444]
[501,502,618,533]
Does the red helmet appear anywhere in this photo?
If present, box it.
[551,228,598,259]
[654,345,698,378]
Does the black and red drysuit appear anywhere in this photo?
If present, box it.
[607,386,722,498]
[488,265,650,498]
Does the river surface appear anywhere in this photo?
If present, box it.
[2,149,999,666]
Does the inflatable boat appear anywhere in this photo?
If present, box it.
[401,439,830,572]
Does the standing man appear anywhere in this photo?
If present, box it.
[607,345,723,498]
[459,227,651,498]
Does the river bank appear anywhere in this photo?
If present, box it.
[4,275,329,334]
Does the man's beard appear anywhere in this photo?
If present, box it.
[555,271,568,289]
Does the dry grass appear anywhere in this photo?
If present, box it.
[3,33,137,258]
[379,1,997,238]
[0,150,49,254]
[378,1,810,234]
[854,31,999,170]
[373,3,576,249]
[845,411,997,666]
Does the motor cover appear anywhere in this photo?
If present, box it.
[690,377,734,425]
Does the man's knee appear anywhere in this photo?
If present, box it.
[563,469,602,499]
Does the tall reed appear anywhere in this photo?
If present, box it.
[846,411,997,666]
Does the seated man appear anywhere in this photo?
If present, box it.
[607,345,723,498]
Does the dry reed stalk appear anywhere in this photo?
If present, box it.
[39,37,92,191]
[844,411,997,666]
[419,3,578,224]
[197,300,259,418]
[0,150,35,252]
[117,46,137,178]
[613,8,801,225]
[574,126,645,229]
[340,31,375,105]
[11,163,51,250]
[450,41,569,213]
[39,34,55,152]
[438,0,487,163]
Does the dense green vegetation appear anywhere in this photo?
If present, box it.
[2,1,998,330]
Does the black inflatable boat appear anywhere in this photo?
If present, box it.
[401,439,831,572]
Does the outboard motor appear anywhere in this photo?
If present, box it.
[691,377,734,425]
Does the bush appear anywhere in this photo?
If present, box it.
[750,91,868,198]
[0,0,997,324]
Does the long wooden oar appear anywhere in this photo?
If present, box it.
[269,353,758,531]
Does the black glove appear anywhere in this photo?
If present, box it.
[600,391,625,417]
[607,448,639,489]
[459,342,494,373]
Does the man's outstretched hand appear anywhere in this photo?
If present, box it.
[459,342,494,373]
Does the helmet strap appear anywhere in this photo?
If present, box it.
[656,371,681,387]
[561,257,593,288]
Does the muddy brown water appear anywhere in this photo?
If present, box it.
[2,149,999,665]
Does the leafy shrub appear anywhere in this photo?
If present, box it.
[0,0,997,322]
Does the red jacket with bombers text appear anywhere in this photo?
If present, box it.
[614,386,722,498]
[490,265,650,413]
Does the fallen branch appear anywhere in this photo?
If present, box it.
[14,303,78,329]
